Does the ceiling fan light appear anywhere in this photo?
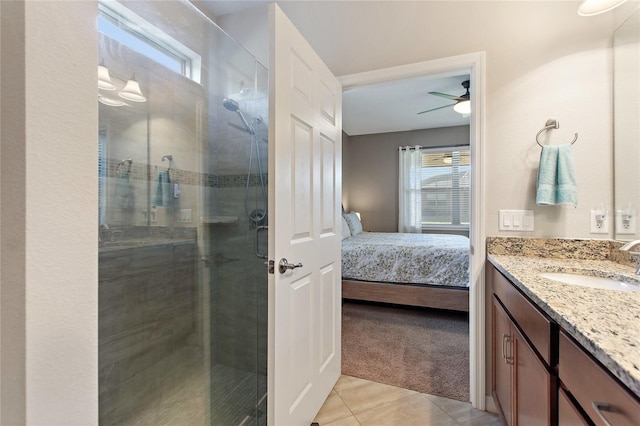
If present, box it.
[98,64,116,91]
[119,77,147,102]
[578,0,627,16]
[453,100,471,115]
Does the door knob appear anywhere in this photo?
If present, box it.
[279,258,303,274]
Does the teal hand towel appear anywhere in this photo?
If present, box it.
[152,171,172,207]
[536,144,577,206]
[113,173,133,209]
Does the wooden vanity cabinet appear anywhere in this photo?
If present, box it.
[491,263,640,426]
[492,266,556,425]
[558,388,590,426]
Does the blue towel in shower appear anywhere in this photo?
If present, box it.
[536,144,577,206]
[152,171,172,207]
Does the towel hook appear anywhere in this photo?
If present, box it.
[536,119,578,147]
[115,158,133,174]
[161,154,173,171]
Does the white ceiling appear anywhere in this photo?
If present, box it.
[342,74,471,136]
[202,2,471,136]
[201,1,267,17]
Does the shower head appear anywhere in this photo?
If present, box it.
[222,98,240,112]
[222,98,255,135]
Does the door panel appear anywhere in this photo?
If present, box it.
[269,3,342,425]
[513,324,554,425]
[492,297,513,425]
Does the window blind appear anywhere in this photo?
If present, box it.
[420,148,470,228]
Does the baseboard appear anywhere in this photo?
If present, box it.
[484,395,497,414]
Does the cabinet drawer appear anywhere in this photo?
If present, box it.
[492,267,553,365]
[559,388,589,426]
[559,331,640,426]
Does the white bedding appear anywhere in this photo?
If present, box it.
[341,232,470,287]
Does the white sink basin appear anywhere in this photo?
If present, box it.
[539,272,640,292]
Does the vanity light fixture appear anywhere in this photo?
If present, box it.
[98,95,126,107]
[578,0,627,16]
[119,75,147,102]
[98,62,116,91]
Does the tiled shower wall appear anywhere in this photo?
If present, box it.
[99,237,198,424]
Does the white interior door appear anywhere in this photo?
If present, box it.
[267,4,342,425]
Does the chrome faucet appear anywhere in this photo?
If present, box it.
[619,240,640,274]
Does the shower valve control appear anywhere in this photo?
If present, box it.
[278,258,303,274]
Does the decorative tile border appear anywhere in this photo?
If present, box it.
[106,158,267,188]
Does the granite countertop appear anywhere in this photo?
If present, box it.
[488,253,640,398]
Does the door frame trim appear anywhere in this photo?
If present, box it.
[338,51,487,409]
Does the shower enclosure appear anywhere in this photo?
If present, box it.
[97,1,267,424]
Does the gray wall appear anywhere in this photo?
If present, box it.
[344,126,469,232]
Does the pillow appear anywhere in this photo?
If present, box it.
[341,216,351,240]
[343,212,363,236]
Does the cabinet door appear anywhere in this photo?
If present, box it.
[492,297,513,425]
[513,324,555,425]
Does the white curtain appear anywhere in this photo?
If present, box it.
[398,146,422,233]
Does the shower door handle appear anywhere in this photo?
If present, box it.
[256,226,268,259]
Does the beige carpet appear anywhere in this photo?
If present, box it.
[342,301,470,402]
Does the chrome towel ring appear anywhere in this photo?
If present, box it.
[536,119,578,147]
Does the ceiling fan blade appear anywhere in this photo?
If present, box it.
[428,91,465,101]
[417,103,456,115]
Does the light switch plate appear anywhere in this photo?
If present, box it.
[499,210,534,232]
[179,209,192,223]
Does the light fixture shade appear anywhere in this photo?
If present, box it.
[453,100,471,115]
[119,78,147,102]
[578,0,627,16]
[98,65,116,90]
[98,95,126,107]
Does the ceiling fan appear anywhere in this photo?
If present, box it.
[417,80,471,115]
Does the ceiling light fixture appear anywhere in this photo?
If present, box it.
[578,0,627,16]
[119,76,147,102]
[453,99,471,115]
[98,62,116,91]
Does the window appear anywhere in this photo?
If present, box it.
[420,147,470,230]
[98,0,201,83]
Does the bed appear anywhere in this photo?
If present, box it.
[341,229,470,312]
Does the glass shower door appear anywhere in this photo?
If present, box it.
[97,1,267,424]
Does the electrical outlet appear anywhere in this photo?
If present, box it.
[179,209,192,223]
[615,210,636,235]
[590,210,609,234]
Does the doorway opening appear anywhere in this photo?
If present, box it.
[338,52,486,409]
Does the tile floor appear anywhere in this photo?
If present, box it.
[313,375,501,426]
